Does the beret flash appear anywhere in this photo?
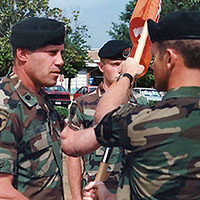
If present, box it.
[98,40,131,60]
[10,17,65,50]
[147,10,200,42]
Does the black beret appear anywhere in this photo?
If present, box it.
[10,17,65,50]
[98,40,131,60]
[148,10,200,42]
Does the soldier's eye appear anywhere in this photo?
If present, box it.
[49,50,58,55]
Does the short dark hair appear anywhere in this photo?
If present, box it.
[11,45,17,58]
[156,39,200,69]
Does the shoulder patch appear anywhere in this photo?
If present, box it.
[0,108,9,132]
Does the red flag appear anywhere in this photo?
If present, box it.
[129,0,161,77]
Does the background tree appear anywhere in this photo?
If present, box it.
[61,11,91,91]
[0,0,90,86]
[108,0,200,88]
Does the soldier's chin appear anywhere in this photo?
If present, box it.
[45,81,57,88]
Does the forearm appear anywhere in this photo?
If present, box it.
[66,156,82,200]
[61,126,100,157]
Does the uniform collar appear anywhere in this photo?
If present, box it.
[163,86,200,100]
[96,82,106,98]
[7,72,38,108]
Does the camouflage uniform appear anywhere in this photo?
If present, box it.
[0,72,64,200]
[95,86,200,200]
[68,83,148,193]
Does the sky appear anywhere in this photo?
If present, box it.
[49,0,130,49]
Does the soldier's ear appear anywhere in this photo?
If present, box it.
[165,48,177,70]
[16,48,29,62]
[98,62,104,73]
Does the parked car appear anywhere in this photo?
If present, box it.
[133,87,162,103]
[73,86,97,100]
[44,85,71,107]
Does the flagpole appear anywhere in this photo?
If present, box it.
[134,21,148,63]
[94,147,113,200]
[94,147,113,182]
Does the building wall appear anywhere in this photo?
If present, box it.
[57,69,87,94]
[70,69,88,94]
[57,49,101,94]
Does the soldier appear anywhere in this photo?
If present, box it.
[0,17,66,199]
[61,10,200,200]
[66,40,148,199]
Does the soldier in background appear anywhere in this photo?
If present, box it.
[0,17,66,199]
[66,40,148,199]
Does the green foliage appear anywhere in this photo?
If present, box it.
[136,68,154,88]
[0,37,12,76]
[61,11,91,79]
[54,106,68,119]
[108,0,200,88]
[161,0,200,17]
[0,0,90,79]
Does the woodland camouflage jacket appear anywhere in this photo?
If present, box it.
[0,72,64,200]
[95,86,200,200]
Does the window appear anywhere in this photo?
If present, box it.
[89,87,96,93]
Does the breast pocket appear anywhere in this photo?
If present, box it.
[24,124,58,177]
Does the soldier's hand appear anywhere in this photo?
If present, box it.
[83,181,116,200]
[122,57,144,79]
